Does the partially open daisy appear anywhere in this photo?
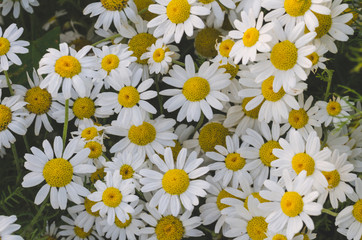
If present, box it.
[21,136,96,209]
[212,36,235,64]
[0,0,39,19]
[0,23,29,71]
[315,96,353,127]
[38,43,97,99]
[58,214,103,240]
[87,170,139,225]
[0,215,23,239]
[147,0,210,43]
[140,147,210,216]
[161,55,230,122]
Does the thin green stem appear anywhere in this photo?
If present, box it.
[102,153,111,162]
[191,113,205,136]
[92,34,121,46]
[23,135,30,153]
[23,195,49,236]
[62,99,69,150]
[172,60,186,67]
[322,208,338,217]
[11,144,21,183]
[155,74,164,115]
[323,69,334,101]
[4,70,14,95]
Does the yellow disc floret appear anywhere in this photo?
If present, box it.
[306,52,319,65]
[72,97,95,119]
[119,164,134,179]
[115,215,132,228]
[54,56,81,78]
[352,199,362,223]
[326,100,341,116]
[270,40,298,71]
[153,48,166,63]
[280,191,304,217]
[243,27,260,47]
[0,37,10,55]
[284,0,312,17]
[162,169,190,195]
[259,140,282,167]
[182,77,210,102]
[90,167,106,183]
[134,0,157,21]
[84,141,103,158]
[155,215,184,240]
[242,97,263,119]
[102,187,122,207]
[128,33,156,64]
[216,189,237,211]
[24,87,52,115]
[292,153,315,176]
[194,28,221,58]
[219,63,238,80]
[199,0,214,3]
[273,234,288,240]
[288,108,309,129]
[219,39,235,57]
[246,216,268,240]
[101,54,120,73]
[84,197,100,217]
[0,104,12,131]
[166,0,191,24]
[81,127,98,140]
[312,12,332,39]
[322,170,340,189]
[43,158,73,187]
[74,226,92,238]
[225,153,246,171]
[261,76,285,102]
[101,0,128,11]
[118,86,140,108]
[128,121,156,146]
[198,122,229,152]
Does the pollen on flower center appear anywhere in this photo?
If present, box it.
[219,39,235,57]
[270,40,298,71]
[292,153,315,176]
[322,170,340,189]
[219,63,238,80]
[166,0,191,24]
[0,37,11,55]
[259,140,282,167]
[326,101,341,116]
[84,141,103,158]
[280,191,304,217]
[225,153,245,171]
[0,104,12,131]
[81,127,98,140]
[242,97,264,119]
[115,215,132,228]
[118,86,140,108]
[101,54,120,73]
[284,0,312,17]
[101,0,128,11]
[162,169,190,195]
[102,187,123,207]
[43,158,73,187]
[24,87,52,115]
[306,52,319,65]
[74,226,92,238]
[54,55,81,78]
[352,199,362,223]
[243,27,260,47]
[194,28,221,58]
[244,192,269,210]
[288,108,309,129]
[128,33,156,64]
[273,234,288,240]
[84,197,100,217]
[312,12,332,38]
[72,97,95,119]
[119,164,134,179]
[182,77,210,102]
[155,215,185,240]
[153,48,166,62]
[198,122,229,152]
[246,216,268,240]
[128,121,156,146]
[262,76,286,102]
[216,189,236,211]
[199,0,214,3]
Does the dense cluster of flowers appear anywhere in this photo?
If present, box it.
[0,0,361,239]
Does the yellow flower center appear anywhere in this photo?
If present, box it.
[162,169,190,195]
[273,234,288,240]
[134,0,157,21]
[199,0,214,3]
[344,8,359,26]
[90,167,106,183]
[219,63,238,80]
[101,54,120,73]
[128,33,156,64]
[84,141,103,159]
[43,158,73,187]
[322,170,340,189]
[182,77,210,102]
[0,104,12,131]
[198,122,229,152]
[352,199,362,223]
[24,87,52,115]
[166,0,191,24]
[115,214,132,228]
[74,226,92,238]
[216,189,238,211]
[259,140,282,167]
[155,215,184,240]
[284,0,312,17]
[242,97,263,119]
[292,153,315,176]
[72,97,95,120]
[101,0,128,11]
[246,216,268,240]
[326,101,342,116]
[288,108,309,129]
[118,86,140,108]
[306,52,319,65]
[225,153,246,171]
[270,40,298,71]
[243,27,260,47]
[219,39,235,57]
[261,76,286,102]
[119,164,134,179]
[153,48,166,63]
[84,197,100,217]
[54,56,81,78]
[128,121,156,146]
[171,140,182,160]
[0,37,10,55]
[312,12,332,38]
[244,192,269,210]
[81,127,99,140]
[102,187,122,208]
[280,191,304,217]
[194,28,221,58]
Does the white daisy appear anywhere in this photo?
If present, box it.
[315,96,353,127]
[0,0,39,19]
[212,35,236,64]
[306,41,328,73]
[58,214,104,240]
[43,221,60,239]
[140,147,210,216]
[71,118,106,143]
[21,136,96,209]
[324,128,352,156]
[0,215,23,240]
[147,0,210,43]
[161,55,230,122]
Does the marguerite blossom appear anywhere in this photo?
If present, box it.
[0,215,24,240]
[315,96,353,127]
[58,214,104,240]
[0,0,39,19]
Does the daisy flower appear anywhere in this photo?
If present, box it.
[317,150,356,209]
[141,38,180,75]
[324,128,352,156]
[315,96,353,127]
[251,20,316,92]
[83,0,139,31]
[71,118,106,143]
[95,68,157,126]
[21,136,96,209]
[139,204,204,239]
[58,214,104,240]
[147,0,210,43]
[335,178,362,240]
[229,10,273,64]
[259,170,322,239]
[87,170,139,226]
[0,0,39,19]
[271,130,335,193]
[140,147,210,216]
[42,10,67,31]
[0,23,29,71]
[0,215,23,240]
[212,35,236,64]
[43,221,60,239]
[38,42,97,99]
[161,55,230,122]
[306,41,328,73]
[197,0,236,29]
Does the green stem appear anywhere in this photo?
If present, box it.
[23,195,49,236]
[4,70,14,95]
[62,99,69,150]
[323,69,334,101]
[172,60,186,67]
[23,135,30,153]
[191,113,205,136]
[138,6,149,15]
[102,153,111,162]
[322,208,338,217]
[155,74,164,115]
[92,34,121,46]
[11,144,21,184]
